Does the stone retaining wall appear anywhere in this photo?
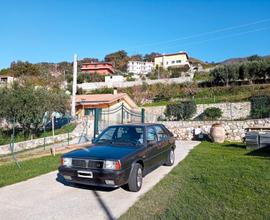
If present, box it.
[0,133,76,155]
[78,76,193,91]
[162,118,270,141]
[144,102,251,122]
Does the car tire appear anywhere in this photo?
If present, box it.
[165,148,175,166]
[127,163,143,192]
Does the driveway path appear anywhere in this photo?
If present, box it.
[0,141,200,220]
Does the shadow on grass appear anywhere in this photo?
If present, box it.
[223,143,246,149]
[246,146,270,158]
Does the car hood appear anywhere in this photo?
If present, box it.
[63,144,141,160]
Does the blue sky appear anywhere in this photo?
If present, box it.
[0,0,270,68]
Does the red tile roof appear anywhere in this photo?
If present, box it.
[75,93,137,108]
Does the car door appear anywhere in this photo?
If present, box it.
[154,125,170,162]
[143,126,159,171]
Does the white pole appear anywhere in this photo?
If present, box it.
[51,113,55,156]
[71,54,78,118]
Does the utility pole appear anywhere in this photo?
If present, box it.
[71,54,78,118]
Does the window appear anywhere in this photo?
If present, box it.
[85,108,95,116]
[176,60,181,63]
[154,125,168,141]
[95,126,144,145]
[172,61,175,64]
[98,127,117,141]
[147,127,157,142]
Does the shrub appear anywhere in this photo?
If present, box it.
[126,76,135,81]
[202,107,223,120]
[91,87,113,94]
[250,95,270,118]
[165,101,196,120]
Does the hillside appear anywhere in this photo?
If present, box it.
[220,54,270,64]
[189,57,215,69]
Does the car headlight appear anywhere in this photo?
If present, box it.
[103,160,121,170]
[61,158,72,167]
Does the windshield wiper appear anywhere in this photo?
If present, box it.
[112,139,140,146]
[95,139,113,144]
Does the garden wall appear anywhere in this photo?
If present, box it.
[0,120,93,155]
[162,118,270,141]
[0,133,76,155]
[144,102,251,122]
[78,76,193,91]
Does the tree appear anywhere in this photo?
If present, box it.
[210,64,239,86]
[144,52,161,62]
[77,73,84,83]
[247,54,262,62]
[0,85,69,136]
[129,54,143,61]
[78,58,99,68]
[165,101,196,120]
[239,62,249,80]
[104,50,129,72]
[0,68,11,76]
[10,61,40,77]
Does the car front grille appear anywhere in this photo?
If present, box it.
[72,159,103,169]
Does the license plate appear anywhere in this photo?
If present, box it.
[77,170,93,179]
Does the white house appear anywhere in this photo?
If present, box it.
[127,61,154,75]
[154,52,190,69]
[0,75,14,87]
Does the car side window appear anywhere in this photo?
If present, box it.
[147,127,157,142]
[154,125,168,141]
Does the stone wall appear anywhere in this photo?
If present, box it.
[143,102,251,122]
[162,118,270,141]
[0,133,76,155]
[78,76,193,91]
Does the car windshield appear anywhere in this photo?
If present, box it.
[95,126,144,146]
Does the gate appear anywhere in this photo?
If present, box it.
[93,103,145,137]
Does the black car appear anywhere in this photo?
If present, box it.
[58,123,176,192]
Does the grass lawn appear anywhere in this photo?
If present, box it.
[120,142,270,220]
[0,154,61,187]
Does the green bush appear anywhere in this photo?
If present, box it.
[202,107,223,120]
[126,76,135,81]
[165,101,196,120]
[250,95,270,118]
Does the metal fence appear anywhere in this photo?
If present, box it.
[93,103,145,137]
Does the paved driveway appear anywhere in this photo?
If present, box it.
[0,141,200,220]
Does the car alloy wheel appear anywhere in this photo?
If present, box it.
[136,167,143,188]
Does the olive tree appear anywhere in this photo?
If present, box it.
[0,85,69,136]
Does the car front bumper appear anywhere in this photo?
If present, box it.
[58,166,131,188]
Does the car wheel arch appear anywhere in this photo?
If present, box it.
[131,159,144,170]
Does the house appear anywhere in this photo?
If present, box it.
[154,52,190,69]
[127,61,154,75]
[75,92,138,124]
[80,62,114,75]
[0,75,14,87]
